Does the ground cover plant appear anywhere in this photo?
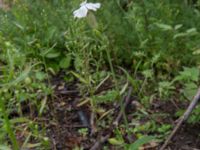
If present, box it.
[0,0,200,149]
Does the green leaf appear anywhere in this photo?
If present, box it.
[10,117,30,124]
[192,49,200,55]
[13,21,24,31]
[45,51,60,58]
[46,26,57,42]
[186,28,197,34]
[174,28,198,39]
[155,23,173,31]
[142,70,153,78]
[129,136,155,150]
[184,83,198,100]
[59,55,71,69]
[74,56,83,71]
[71,71,89,84]
[40,43,57,57]
[93,90,119,104]
[173,67,199,82]
[35,72,46,81]
[173,32,187,39]
[108,138,124,145]
[182,67,199,82]
[118,67,138,91]
[39,96,47,116]
[0,145,11,150]
[174,24,183,30]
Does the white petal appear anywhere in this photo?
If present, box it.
[73,6,88,18]
[85,3,101,11]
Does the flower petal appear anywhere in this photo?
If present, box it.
[73,6,88,18]
[85,3,101,11]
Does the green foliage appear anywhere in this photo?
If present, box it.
[128,136,155,150]
[0,28,51,149]
[158,81,175,98]
[1,0,199,78]
[0,0,200,149]
[93,90,119,104]
[173,67,200,82]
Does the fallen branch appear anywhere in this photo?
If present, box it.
[160,88,200,150]
[90,87,133,150]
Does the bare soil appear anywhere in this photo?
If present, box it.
[45,76,200,150]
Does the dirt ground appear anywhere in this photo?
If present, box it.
[168,124,200,150]
[45,77,200,150]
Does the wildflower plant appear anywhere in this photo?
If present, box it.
[72,1,121,127]
[73,0,101,18]
[73,0,119,90]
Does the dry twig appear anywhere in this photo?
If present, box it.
[160,88,200,150]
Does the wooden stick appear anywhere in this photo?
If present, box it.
[160,88,200,150]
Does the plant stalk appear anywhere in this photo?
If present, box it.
[0,97,19,150]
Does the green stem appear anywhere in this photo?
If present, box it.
[106,49,131,133]
[105,49,119,91]
[0,97,19,150]
[141,0,149,33]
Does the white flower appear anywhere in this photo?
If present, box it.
[73,0,101,18]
